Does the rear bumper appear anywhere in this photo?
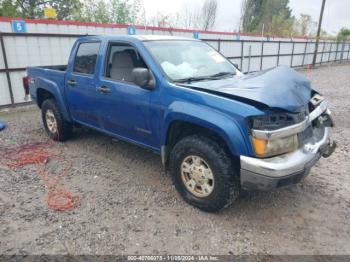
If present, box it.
[240,126,335,191]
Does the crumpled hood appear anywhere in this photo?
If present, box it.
[184,66,312,112]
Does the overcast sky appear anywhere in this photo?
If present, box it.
[141,0,349,35]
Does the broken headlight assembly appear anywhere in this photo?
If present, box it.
[248,111,307,158]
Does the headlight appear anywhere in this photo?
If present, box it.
[249,111,305,157]
[250,112,305,130]
[251,135,298,158]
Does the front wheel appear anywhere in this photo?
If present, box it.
[41,99,72,142]
[169,135,240,212]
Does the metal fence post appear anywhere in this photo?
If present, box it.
[334,42,338,62]
[328,42,332,63]
[218,38,221,52]
[240,41,244,71]
[302,41,308,66]
[247,45,252,73]
[260,41,264,71]
[276,41,281,66]
[335,42,340,62]
[341,41,346,62]
[0,33,14,105]
[347,43,350,61]
[320,41,326,64]
[290,41,295,67]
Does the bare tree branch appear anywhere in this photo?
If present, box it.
[200,0,217,31]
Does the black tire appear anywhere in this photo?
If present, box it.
[169,135,240,212]
[41,99,72,142]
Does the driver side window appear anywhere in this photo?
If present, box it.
[105,42,147,83]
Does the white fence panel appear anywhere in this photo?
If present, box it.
[294,42,305,54]
[262,56,277,70]
[0,73,11,106]
[220,41,241,57]
[263,42,278,55]
[280,42,293,54]
[278,55,292,67]
[292,55,304,67]
[3,36,75,68]
[10,71,28,103]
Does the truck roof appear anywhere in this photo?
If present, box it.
[77,34,198,42]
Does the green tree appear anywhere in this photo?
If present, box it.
[269,11,294,37]
[75,0,110,23]
[49,0,82,20]
[74,0,141,24]
[337,27,350,41]
[111,0,140,24]
[294,14,317,37]
[0,0,81,19]
[0,0,21,17]
[240,0,294,37]
[240,0,264,33]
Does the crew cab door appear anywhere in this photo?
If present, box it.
[65,41,101,127]
[96,41,159,148]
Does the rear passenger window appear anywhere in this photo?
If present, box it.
[73,42,100,75]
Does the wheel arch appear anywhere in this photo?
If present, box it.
[161,102,250,167]
[35,77,72,122]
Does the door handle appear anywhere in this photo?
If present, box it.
[97,86,111,94]
[67,80,76,86]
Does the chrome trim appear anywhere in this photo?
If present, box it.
[241,126,331,178]
[252,101,328,140]
[252,118,308,140]
[309,100,328,122]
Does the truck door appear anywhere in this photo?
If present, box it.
[65,41,101,128]
[96,41,158,148]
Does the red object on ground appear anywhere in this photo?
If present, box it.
[0,141,79,211]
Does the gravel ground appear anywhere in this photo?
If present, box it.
[0,63,349,255]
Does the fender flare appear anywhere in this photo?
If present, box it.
[35,77,72,122]
[162,101,252,157]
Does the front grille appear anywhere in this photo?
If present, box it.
[250,109,308,131]
[293,110,308,123]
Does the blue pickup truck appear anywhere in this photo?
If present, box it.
[25,35,336,212]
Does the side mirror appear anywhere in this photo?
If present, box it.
[131,68,155,90]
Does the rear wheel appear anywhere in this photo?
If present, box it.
[169,135,240,212]
[41,99,72,141]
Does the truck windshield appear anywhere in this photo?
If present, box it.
[144,40,236,82]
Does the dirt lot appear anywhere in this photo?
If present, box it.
[0,64,350,255]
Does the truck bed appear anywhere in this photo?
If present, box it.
[27,65,67,104]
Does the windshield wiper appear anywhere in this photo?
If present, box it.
[174,72,235,84]
[173,76,211,84]
[209,72,235,78]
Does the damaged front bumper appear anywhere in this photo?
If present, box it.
[240,101,336,191]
